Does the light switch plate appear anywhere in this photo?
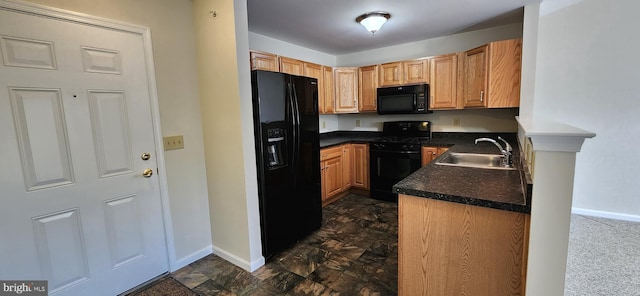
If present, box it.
[164,135,184,150]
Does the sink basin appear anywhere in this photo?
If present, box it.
[435,152,516,170]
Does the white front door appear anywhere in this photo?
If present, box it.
[0,3,168,296]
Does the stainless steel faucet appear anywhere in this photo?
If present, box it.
[474,137,513,167]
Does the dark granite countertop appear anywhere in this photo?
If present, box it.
[320,131,532,214]
[319,131,381,148]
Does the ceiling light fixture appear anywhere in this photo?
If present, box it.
[356,12,391,35]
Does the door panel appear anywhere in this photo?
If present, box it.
[0,5,167,296]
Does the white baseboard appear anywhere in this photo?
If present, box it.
[212,245,265,272]
[170,245,213,272]
[572,207,640,223]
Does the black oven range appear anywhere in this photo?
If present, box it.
[369,121,431,202]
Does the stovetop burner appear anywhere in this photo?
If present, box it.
[371,121,432,152]
[373,136,430,144]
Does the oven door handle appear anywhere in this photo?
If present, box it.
[370,150,420,155]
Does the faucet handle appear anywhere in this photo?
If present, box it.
[497,136,512,152]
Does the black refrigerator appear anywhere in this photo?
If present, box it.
[251,70,322,260]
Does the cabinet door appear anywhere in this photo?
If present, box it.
[403,59,429,85]
[334,68,358,113]
[430,54,458,109]
[352,144,369,189]
[279,56,304,75]
[462,45,489,108]
[250,50,279,72]
[342,144,352,190]
[437,147,449,157]
[322,66,334,114]
[487,38,522,108]
[378,62,402,86]
[358,65,378,112]
[421,146,438,166]
[304,62,323,114]
[323,157,343,201]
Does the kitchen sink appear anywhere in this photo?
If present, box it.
[435,152,517,170]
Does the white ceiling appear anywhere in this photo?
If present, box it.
[247,0,542,55]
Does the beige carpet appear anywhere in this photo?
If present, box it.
[129,277,196,296]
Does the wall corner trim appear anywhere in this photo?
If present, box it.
[516,116,596,152]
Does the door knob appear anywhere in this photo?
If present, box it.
[142,168,153,178]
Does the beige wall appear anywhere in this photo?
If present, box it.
[19,0,213,269]
[192,0,263,270]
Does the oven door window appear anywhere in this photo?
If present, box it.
[371,151,421,183]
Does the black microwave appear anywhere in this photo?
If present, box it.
[376,84,431,115]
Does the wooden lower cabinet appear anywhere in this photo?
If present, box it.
[320,143,370,206]
[421,146,449,166]
[320,146,343,205]
[351,144,369,190]
[399,194,529,296]
[342,144,352,189]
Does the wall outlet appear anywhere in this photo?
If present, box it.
[355,119,361,127]
[164,135,184,151]
[453,118,461,127]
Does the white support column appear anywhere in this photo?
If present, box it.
[517,117,595,296]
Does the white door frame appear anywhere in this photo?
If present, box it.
[0,0,177,270]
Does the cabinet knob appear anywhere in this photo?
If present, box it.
[480,90,484,102]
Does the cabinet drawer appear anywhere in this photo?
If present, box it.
[321,145,343,161]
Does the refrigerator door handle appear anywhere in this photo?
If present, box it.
[291,83,302,183]
[287,82,298,187]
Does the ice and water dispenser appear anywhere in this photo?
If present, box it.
[266,128,286,169]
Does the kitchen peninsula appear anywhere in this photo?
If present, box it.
[320,131,532,296]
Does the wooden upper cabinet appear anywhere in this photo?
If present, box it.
[487,38,522,108]
[250,50,279,72]
[403,59,429,85]
[462,44,489,108]
[358,65,378,112]
[379,59,429,87]
[462,38,522,109]
[379,62,402,86]
[279,56,304,75]
[322,66,334,114]
[304,62,323,114]
[333,67,358,113]
[429,54,458,110]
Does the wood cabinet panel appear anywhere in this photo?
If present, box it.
[334,68,358,113]
[429,54,458,110]
[250,50,279,72]
[320,145,344,203]
[421,146,449,166]
[322,66,335,114]
[462,44,489,108]
[487,38,522,108]
[304,62,323,114]
[399,194,528,296]
[352,144,369,189]
[322,157,343,201]
[342,144,352,189]
[421,147,438,166]
[378,62,402,86]
[358,65,378,112]
[279,56,304,76]
[403,59,429,84]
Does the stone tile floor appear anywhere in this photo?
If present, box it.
[172,194,398,295]
[132,193,640,296]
